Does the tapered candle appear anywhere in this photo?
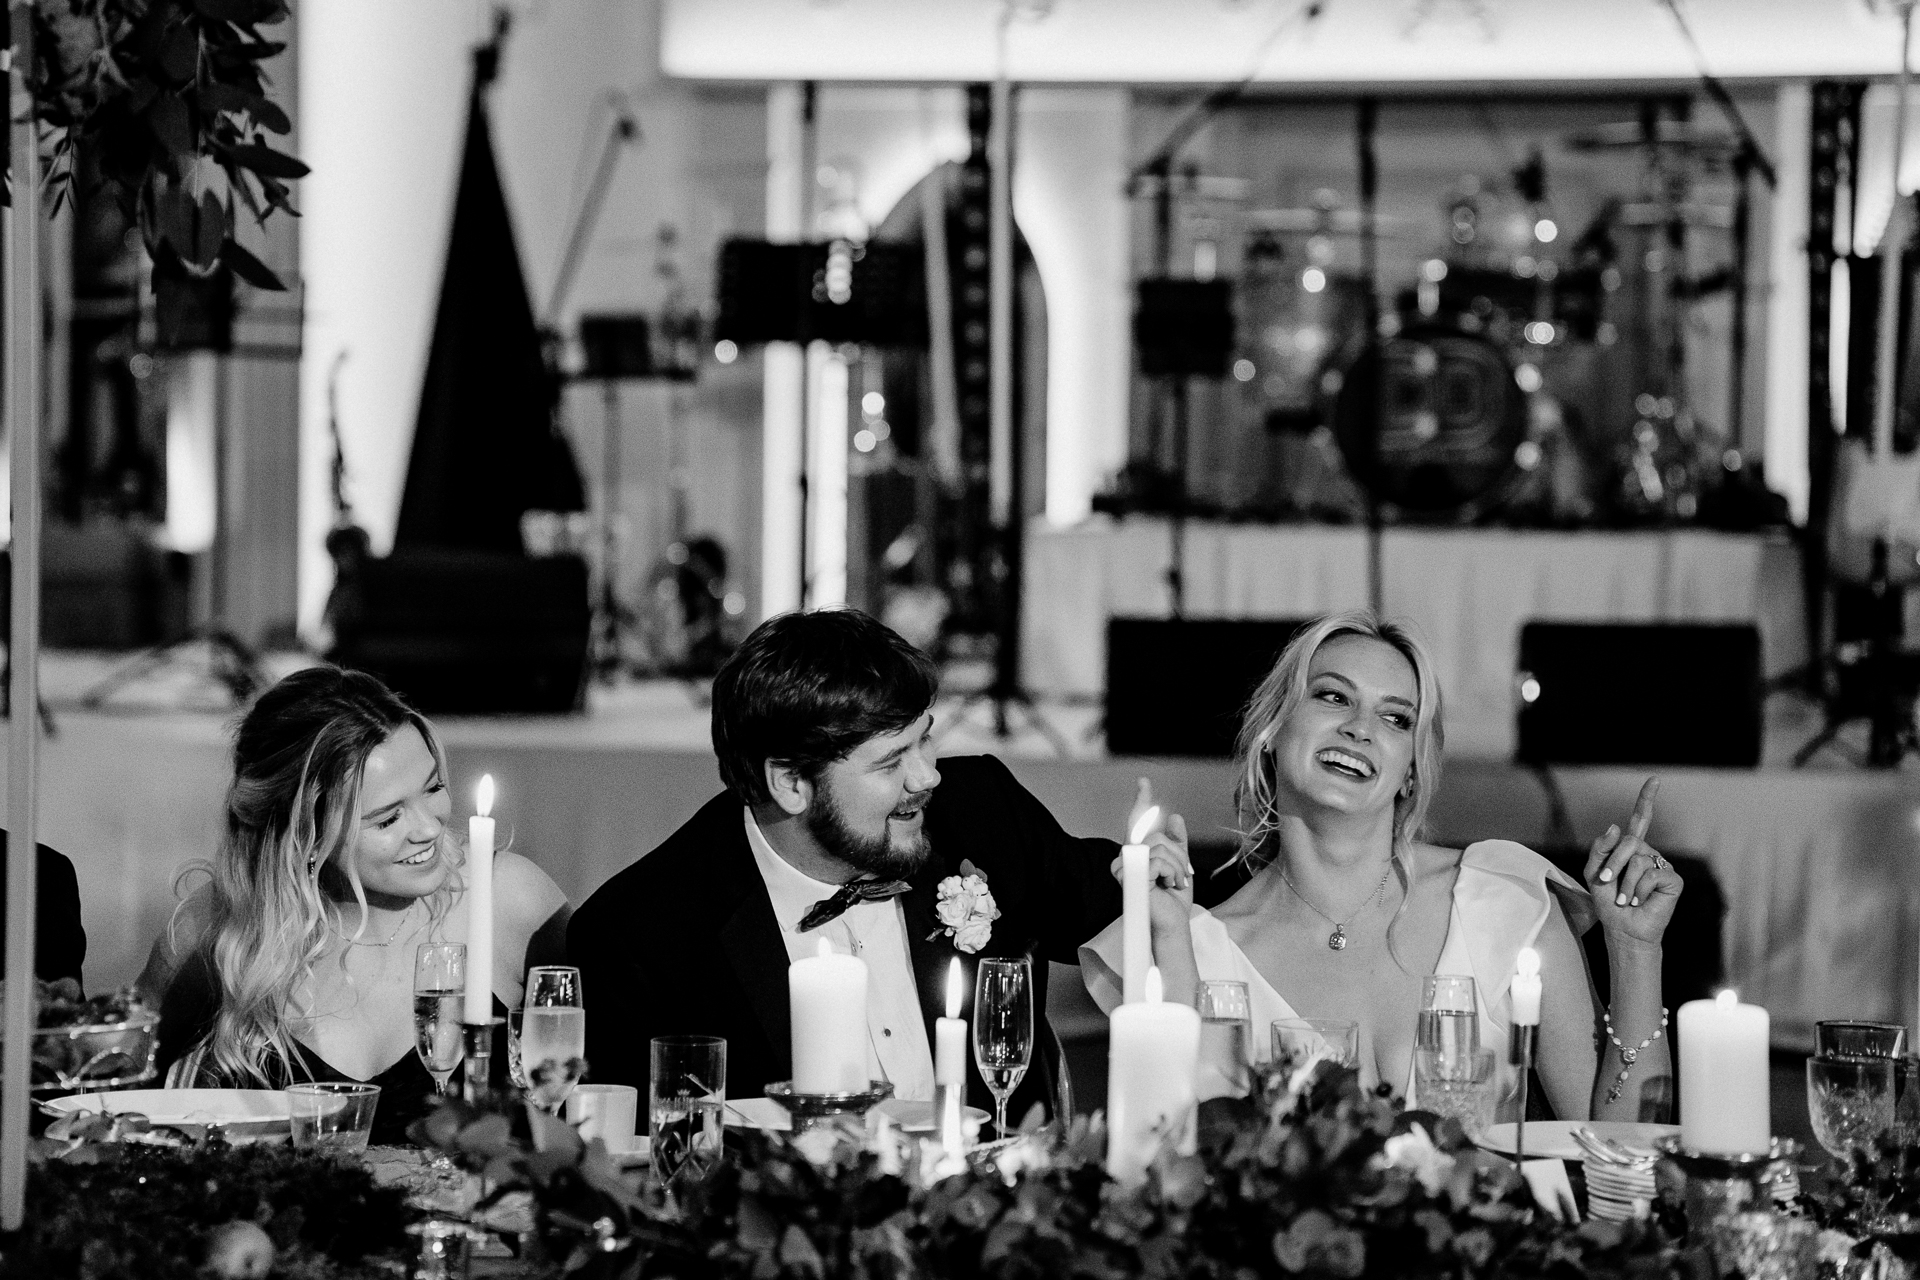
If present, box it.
[936,958,967,1156]
[1106,966,1201,1184]
[1511,947,1542,1026]
[463,776,495,1025]
[790,938,869,1093]
[1121,805,1161,1004]
[1677,989,1770,1155]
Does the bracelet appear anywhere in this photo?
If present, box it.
[1601,1006,1668,1105]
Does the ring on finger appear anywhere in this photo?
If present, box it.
[1651,854,1667,871]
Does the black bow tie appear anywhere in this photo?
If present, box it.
[798,878,913,932]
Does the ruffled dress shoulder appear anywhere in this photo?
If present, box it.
[1080,840,1592,1104]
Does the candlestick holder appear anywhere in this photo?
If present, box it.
[1654,1135,1802,1234]
[1508,1023,1537,1165]
[461,1019,504,1105]
[763,1080,895,1135]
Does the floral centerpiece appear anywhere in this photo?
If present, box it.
[419,1064,1682,1280]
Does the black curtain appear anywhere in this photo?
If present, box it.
[393,80,584,553]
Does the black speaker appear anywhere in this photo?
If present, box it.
[714,238,927,348]
[329,550,590,714]
[1516,622,1764,767]
[578,315,654,379]
[1134,278,1234,378]
[1106,618,1306,757]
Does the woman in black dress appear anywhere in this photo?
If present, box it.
[141,666,570,1145]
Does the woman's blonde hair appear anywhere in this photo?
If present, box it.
[1228,609,1445,876]
[177,666,462,1086]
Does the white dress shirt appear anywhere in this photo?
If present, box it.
[743,809,937,1102]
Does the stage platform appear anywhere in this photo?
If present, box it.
[12,654,1916,1055]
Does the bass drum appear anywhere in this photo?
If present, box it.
[1329,321,1529,519]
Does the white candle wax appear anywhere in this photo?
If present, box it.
[936,958,966,1087]
[463,775,495,1025]
[1677,990,1770,1155]
[789,938,869,1094]
[1106,966,1202,1184]
[1120,805,1161,1005]
[1511,946,1542,1026]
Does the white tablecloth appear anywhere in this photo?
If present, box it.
[1022,520,1807,757]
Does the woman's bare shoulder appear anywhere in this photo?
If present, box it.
[491,850,568,926]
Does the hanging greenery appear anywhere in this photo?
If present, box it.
[24,0,306,312]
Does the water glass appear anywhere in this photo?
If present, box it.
[1271,1018,1360,1074]
[1196,979,1252,1099]
[287,1082,381,1154]
[1415,1045,1497,1139]
[567,1083,641,1151]
[1807,1055,1897,1160]
[974,957,1034,1138]
[1816,1020,1908,1061]
[412,943,466,1098]
[1417,974,1481,1074]
[650,1035,726,1186]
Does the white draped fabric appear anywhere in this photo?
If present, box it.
[1021,520,1806,757]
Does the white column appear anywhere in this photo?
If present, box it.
[1764,81,1812,523]
[806,345,850,606]
[761,82,806,619]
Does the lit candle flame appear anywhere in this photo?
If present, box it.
[1144,965,1163,1004]
[1516,946,1540,979]
[1128,805,1162,846]
[946,958,963,1020]
[476,775,495,817]
[1716,987,1739,1009]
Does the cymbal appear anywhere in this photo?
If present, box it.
[1563,120,1742,155]
[1243,207,1423,237]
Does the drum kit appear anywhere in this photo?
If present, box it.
[1134,115,1783,527]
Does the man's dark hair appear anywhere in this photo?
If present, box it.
[712,608,939,804]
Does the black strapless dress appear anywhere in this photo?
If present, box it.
[157,948,510,1147]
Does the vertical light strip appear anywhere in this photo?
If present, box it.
[807,345,850,605]
[761,82,806,619]
[1765,81,1812,522]
[987,69,1014,526]
[1,0,41,1232]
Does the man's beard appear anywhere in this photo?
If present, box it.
[806,780,933,880]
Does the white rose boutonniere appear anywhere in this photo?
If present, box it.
[930,859,1001,954]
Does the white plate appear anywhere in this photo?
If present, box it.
[1476,1120,1678,1162]
[726,1097,990,1133]
[43,1088,292,1134]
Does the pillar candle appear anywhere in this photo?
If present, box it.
[463,776,495,1025]
[1677,989,1770,1155]
[936,958,967,1156]
[1511,947,1542,1026]
[1106,966,1201,1184]
[1121,805,1161,1004]
[789,938,869,1094]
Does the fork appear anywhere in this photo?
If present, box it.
[1573,1126,1659,1168]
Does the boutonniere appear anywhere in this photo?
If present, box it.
[929,859,1000,954]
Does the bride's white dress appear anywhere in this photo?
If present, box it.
[1080,840,1595,1108]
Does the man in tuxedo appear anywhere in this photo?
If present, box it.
[569,608,1185,1129]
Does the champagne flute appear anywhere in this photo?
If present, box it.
[413,943,467,1098]
[972,957,1033,1140]
[1417,974,1480,1076]
[523,965,586,1112]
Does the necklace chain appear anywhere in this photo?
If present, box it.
[1277,861,1393,952]
[333,899,420,948]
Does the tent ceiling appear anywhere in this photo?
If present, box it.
[662,0,1908,86]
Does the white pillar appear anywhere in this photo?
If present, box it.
[1765,81,1812,523]
[806,345,850,606]
[760,82,806,619]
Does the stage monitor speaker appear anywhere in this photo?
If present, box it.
[1516,622,1763,767]
[714,238,927,348]
[1134,278,1234,378]
[330,550,590,714]
[579,315,654,379]
[1106,618,1306,757]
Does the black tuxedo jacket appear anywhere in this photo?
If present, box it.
[567,754,1121,1126]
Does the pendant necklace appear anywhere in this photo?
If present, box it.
[1277,861,1394,951]
[333,899,420,948]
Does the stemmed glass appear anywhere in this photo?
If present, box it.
[1808,1055,1897,1161]
[1417,974,1481,1072]
[412,943,467,1098]
[522,965,586,1113]
[973,957,1034,1140]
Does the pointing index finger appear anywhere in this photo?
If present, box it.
[1626,777,1659,841]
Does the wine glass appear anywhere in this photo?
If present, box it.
[412,943,467,1098]
[972,957,1033,1140]
[522,965,586,1113]
[1807,1055,1897,1160]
